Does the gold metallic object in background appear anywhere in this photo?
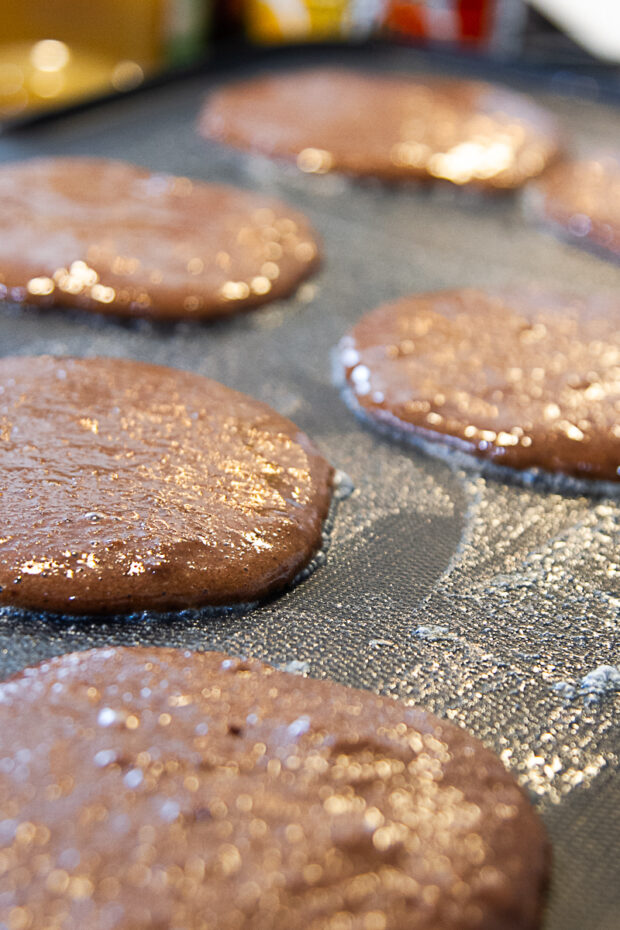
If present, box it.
[0,0,211,119]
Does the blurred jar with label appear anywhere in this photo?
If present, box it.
[0,0,212,120]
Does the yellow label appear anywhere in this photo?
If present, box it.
[246,0,352,42]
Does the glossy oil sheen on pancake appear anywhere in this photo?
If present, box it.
[531,156,620,261]
[200,69,561,190]
[339,288,620,483]
[0,356,333,613]
[0,157,320,321]
[0,646,550,929]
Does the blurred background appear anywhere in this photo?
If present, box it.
[1,0,620,125]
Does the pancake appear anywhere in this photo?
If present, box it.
[0,356,333,613]
[0,645,550,929]
[530,156,620,261]
[338,288,620,483]
[0,157,320,321]
[200,69,560,190]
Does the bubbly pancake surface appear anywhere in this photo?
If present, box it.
[0,157,320,320]
[532,156,620,260]
[200,69,560,189]
[0,356,333,613]
[339,288,620,482]
[0,646,549,929]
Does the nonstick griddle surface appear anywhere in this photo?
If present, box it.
[0,45,619,930]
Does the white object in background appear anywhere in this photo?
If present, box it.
[528,0,620,62]
[349,0,388,36]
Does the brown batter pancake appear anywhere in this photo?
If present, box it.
[339,288,620,483]
[531,156,620,261]
[200,69,560,190]
[0,157,320,321]
[0,646,549,929]
[0,356,333,613]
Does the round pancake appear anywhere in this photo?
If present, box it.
[0,157,321,321]
[0,356,333,613]
[531,156,620,261]
[339,288,620,483]
[0,646,550,929]
[200,69,560,190]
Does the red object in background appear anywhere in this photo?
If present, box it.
[385,0,497,45]
[384,3,426,38]
[458,0,493,40]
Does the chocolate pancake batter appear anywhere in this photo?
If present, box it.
[0,646,549,929]
[200,69,560,190]
[339,288,620,483]
[0,356,333,613]
[531,157,620,261]
[0,157,320,321]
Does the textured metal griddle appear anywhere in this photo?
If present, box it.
[0,45,618,930]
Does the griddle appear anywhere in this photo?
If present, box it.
[0,44,618,930]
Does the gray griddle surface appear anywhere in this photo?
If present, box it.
[0,46,619,930]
